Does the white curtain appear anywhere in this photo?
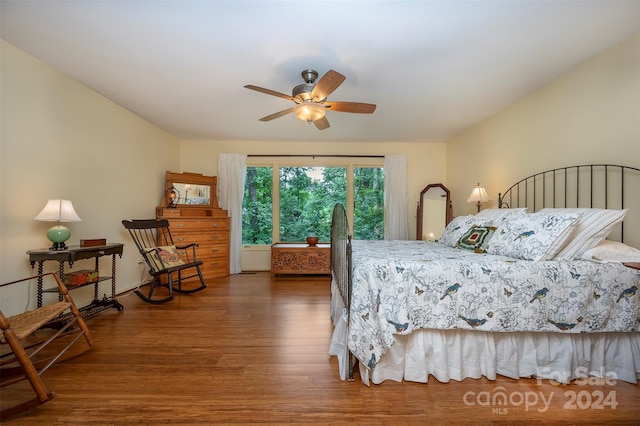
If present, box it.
[384,154,408,240]
[217,153,247,274]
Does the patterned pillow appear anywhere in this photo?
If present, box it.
[438,215,492,247]
[144,245,185,271]
[475,208,527,225]
[539,208,628,260]
[485,211,580,261]
[456,225,496,253]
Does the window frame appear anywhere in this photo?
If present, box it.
[244,156,384,246]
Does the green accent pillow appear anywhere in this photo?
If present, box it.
[456,226,496,253]
[144,245,185,271]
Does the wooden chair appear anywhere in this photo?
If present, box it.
[122,219,207,304]
[0,272,94,419]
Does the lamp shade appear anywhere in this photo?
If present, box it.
[34,199,82,250]
[466,184,491,204]
[33,199,82,222]
[293,102,326,123]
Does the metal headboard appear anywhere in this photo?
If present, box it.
[498,164,640,243]
[330,203,352,313]
[330,203,355,380]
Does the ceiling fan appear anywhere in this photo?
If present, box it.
[244,69,376,130]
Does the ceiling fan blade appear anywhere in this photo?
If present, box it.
[325,101,376,114]
[259,108,294,122]
[313,116,330,130]
[311,70,346,101]
[245,85,295,102]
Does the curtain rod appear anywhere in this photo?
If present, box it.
[248,154,384,158]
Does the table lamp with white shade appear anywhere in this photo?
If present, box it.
[466,183,491,213]
[33,199,82,250]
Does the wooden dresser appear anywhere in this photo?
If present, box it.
[156,171,230,279]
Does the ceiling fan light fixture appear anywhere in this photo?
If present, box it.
[293,102,325,123]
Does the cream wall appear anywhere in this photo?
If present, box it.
[0,41,180,315]
[446,33,640,247]
[179,140,447,270]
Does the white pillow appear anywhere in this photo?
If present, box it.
[486,211,580,261]
[581,240,640,263]
[438,215,492,248]
[475,208,527,225]
[540,208,628,260]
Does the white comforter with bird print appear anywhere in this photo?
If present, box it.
[348,240,640,370]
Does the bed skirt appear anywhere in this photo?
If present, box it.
[329,281,640,386]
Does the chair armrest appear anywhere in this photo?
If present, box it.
[0,272,56,289]
[1,272,75,309]
[175,243,199,263]
[175,243,199,250]
[0,272,59,288]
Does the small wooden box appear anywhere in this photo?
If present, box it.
[64,270,99,286]
[80,238,107,247]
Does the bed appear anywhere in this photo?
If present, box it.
[329,164,640,385]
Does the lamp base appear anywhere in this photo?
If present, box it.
[47,225,71,251]
[49,242,68,251]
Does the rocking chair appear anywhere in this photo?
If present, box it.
[0,272,94,419]
[122,219,207,304]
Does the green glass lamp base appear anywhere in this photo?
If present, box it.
[47,225,71,250]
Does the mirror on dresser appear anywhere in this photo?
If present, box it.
[416,183,453,241]
[156,171,230,278]
[160,171,219,211]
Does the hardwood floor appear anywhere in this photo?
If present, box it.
[2,272,639,425]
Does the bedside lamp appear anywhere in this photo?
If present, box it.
[33,199,82,250]
[466,183,490,213]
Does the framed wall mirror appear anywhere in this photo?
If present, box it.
[417,183,452,240]
[163,171,218,209]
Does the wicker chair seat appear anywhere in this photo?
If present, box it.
[0,302,71,344]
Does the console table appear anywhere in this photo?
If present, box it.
[27,243,125,317]
[271,243,330,277]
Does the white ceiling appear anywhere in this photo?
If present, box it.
[1,1,638,143]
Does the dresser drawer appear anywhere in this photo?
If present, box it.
[201,256,229,270]
[174,232,228,245]
[168,218,229,231]
[194,244,228,259]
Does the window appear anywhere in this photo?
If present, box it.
[242,161,384,245]
[242,166,273,245]
[279,167,346,242]
[353,167,384,239]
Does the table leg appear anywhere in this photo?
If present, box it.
[111,253,124,311]
[93,257,100,302]
[35,261,44,308]
[57,261,64,302]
